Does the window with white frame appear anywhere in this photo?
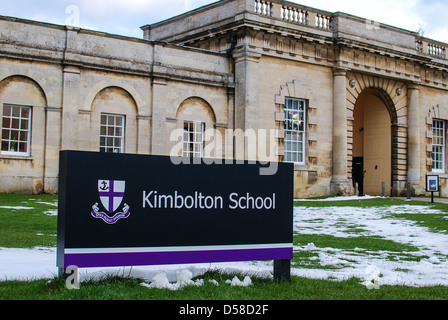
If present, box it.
[432,119,445,172]
[100,113,125,153]
[183,121,205,158]
[1,104,32,156]
[284,98,306,164]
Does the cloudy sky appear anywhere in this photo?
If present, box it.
[1,0,448,43]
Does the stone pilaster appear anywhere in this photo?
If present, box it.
[233,49,261,161]
[331,68,352,195]
[407,83,421,189]
[61,66,80,151]
[150,78,167,156]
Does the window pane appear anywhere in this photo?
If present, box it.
[108,126,115,136]
[2,130,9,140]
[2,117,10,129]
[21,119,29,130]
[21,108,30,118]
[11,106,20,118]
[12,119,19,129]
[10,130,19,141]
[18,142,27,153]
[3,106,11,117]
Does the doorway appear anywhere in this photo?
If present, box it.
[352,89,392,196]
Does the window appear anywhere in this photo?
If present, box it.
[1,104,32,156]
[432,119,445,172]
[100,114,125,153]
[284,98,306,164]
[183,121,205,158]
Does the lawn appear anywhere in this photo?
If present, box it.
[1,193,448,301]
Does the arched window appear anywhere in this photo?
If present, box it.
[90,87,138,154]
[176,97,216,158]
[0,76,47,157]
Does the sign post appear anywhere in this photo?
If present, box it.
[57,151,294,282]
[426,175,439,203]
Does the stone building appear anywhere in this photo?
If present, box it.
[1,0,448,198]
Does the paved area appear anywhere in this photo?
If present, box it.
[392,197,448,204]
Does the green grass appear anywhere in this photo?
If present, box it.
[1,272,448,300]
[0,193,58,248]
[391,213,448,234]
[1,194,448,300]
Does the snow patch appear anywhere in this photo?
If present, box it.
[2,201,448,287]
[225,276,252,287]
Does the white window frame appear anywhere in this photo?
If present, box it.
[1,104,32,157]
[284,98,306,165]
[100,113,125,154]
[432,119,445,173]
[183,121,205,158]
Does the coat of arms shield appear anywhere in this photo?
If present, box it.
[98,180,125,214]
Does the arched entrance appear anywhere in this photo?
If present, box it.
[352,89,393,196]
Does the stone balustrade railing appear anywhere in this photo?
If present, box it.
[416,38,447,59]
[253,0,333,31]
[253,0,446,60]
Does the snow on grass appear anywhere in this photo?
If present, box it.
[293,200,448,287]
[1,196,448,288]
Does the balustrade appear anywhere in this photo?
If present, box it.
[428,43,446,59]
[254,0,272,17]
[254,1,332,30]
[281,6,308,25]
[252,1,446,60]
[315,13,332,30]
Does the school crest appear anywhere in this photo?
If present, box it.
[91,180,131,224]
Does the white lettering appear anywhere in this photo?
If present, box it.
[143,191,275,211]
[229,193,238,210]
[175,191,184,209]
[143,191,154,208]
[228,193,276,210]
[184,195,194,209]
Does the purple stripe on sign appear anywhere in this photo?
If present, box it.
[64,248,293,268]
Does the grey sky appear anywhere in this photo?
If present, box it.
[1,0,447,43]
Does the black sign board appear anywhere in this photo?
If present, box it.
[57,151,293,270]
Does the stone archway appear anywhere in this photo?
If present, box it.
[347,72,407,196]
[353,89,392,196]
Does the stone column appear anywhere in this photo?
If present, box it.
[331,68,351,195]
[61,66,80,151]
[44,107,62,193]
[407,83,421,188]
[150,78,168,156]
[233,49,261,161]
[137,115,152,155]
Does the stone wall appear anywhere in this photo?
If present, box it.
[0,16,233,194]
